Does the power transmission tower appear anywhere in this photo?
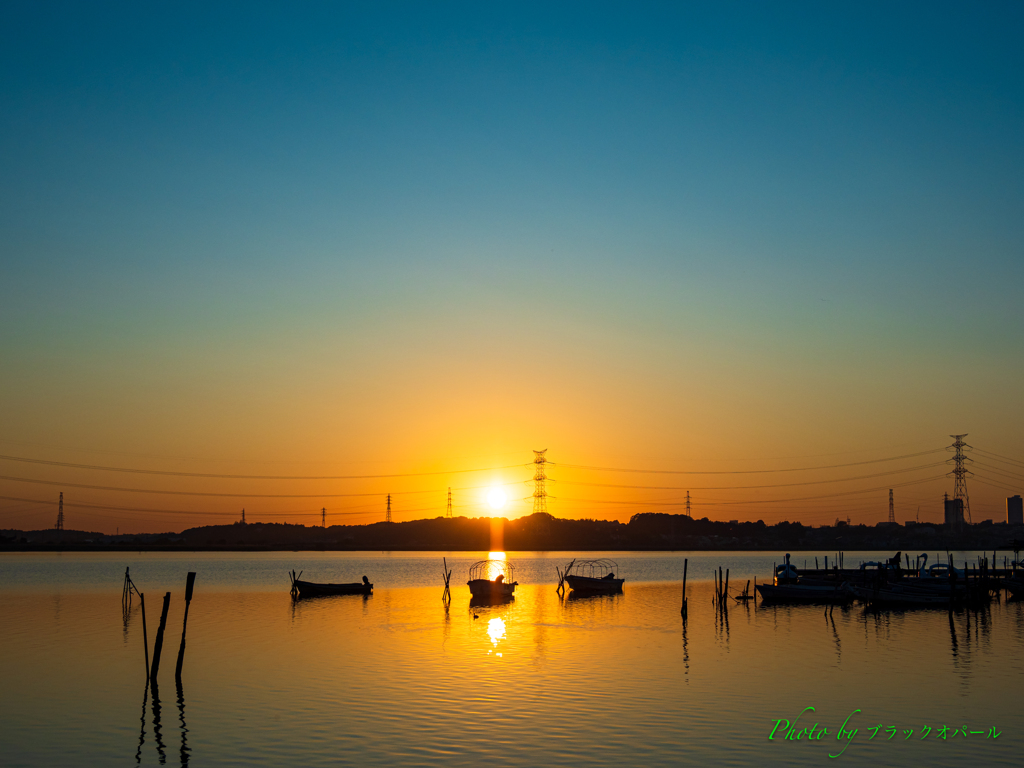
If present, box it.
[685,491,691,518]
[241,508,246,524]
[532,449,548,516]
[446,488,452,518]
[55,492,64,531]
[386,494,392,523]
[949,434,972,524]
[888,489,895,524]
[322,507,326,528]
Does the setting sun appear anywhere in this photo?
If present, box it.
[486,486,508,510]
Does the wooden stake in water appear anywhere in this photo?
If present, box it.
[442,558,452,602]
[140,593,150,678]
[681,558,688,618]
[149,592,171,685]
[174,573,196,681]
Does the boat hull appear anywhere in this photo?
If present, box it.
[755,583,847,602]
[847,584,954,606]
[467,579,516,599]
[1004,579,1024,599]
[293,579,372,597]
[565,575,624,593]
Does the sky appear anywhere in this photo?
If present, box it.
[1,2,1023,533]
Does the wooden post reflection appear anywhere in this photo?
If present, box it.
[176,677,190,766]
[151,681,166,764]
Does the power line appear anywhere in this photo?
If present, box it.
[971,448,1024,469]
[0,453,528,480]
[0,474,496,499]
[557,473,948,507]
[970,462,1024,483]
[553,461,945,492]
[552,448,944,475]
[0,493,466,520]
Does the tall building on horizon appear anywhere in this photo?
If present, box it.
[1008,495,1023,526]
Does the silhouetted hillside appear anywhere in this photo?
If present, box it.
[4,512,1022,551]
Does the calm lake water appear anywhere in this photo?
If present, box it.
[1,550,1021,767]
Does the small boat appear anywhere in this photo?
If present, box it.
[289,570,372,597]
[467,559,517,600]
[847,583,955,606]
[564,558,624,594]
[1004,575,1024,599]
[754,553,848,602]
[755,582,849,602]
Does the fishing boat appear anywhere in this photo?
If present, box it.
[1004,571,1024,599]
[847,583,956,606]
[467,559,517,600]
[754,553,848,602]
[755,582,849,602]
[289,570,372,597]
[564,558,625,593]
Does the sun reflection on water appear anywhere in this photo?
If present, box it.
[487,618,505,647]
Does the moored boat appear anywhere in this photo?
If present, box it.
[289,570,372,597]
[1004,576,1024,599]
[565,558,624,594]
[754,553,848,602]
[467,559,517,600]
[847,583,955,606]
[755,582,849,602]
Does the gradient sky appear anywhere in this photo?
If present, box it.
[2,2,1023,533]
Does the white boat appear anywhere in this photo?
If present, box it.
[755,553,848,602]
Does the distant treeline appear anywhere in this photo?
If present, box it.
[3,512,1021,552]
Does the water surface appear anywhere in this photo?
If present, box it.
[1,551,1020,766]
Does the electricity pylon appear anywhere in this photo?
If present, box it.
[888,489,895,524]
[386,494,392,523]
[532,450,548,516]
[55,492,64,531]
[949,434,972,524]
[446,488,452,518]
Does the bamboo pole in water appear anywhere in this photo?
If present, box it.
[149,592,171,685]
[140,592,150,678]
[174,573,196,681]
[681,558,688,618]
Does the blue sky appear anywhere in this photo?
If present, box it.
[1,3,1022,529]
